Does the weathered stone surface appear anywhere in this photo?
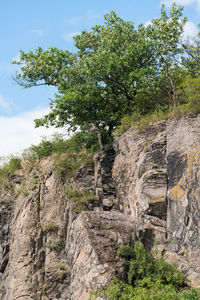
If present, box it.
[0,115,200,299]
[112,115,200,286]
[65,211,135,300]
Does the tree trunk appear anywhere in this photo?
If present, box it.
[95,124,104,150]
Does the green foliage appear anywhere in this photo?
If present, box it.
[15,180,29,196]
[91,238,200,299]
[117,240,186,288]
[114,109,170,135]
[66,187,97,212]
[182,26,200,75]
[44,223,59,232]
[7,157,22,174]
[42,285,46,296]
[21,132,96,178]
[0,156,22,177]
[53,150,93,178]
[14,4,193,149]
[179,74,200,107]
[99,278,200,300]
[46,239,64,251]
[56,264,66,271]
[25,133,69,160]
[114,95,200,136]
[24,131,99,160]
[138,169,147,179]
[0,156,22,193]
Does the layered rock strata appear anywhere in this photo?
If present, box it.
[0,115,200,299]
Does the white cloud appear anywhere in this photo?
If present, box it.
[161,0,200,11]
[63,31,80,42]
[30,29,44,36]
[144,19,198,42]
[182,20,198,41]
[0,107,67,157]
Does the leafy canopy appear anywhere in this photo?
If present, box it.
[14,4,194,149]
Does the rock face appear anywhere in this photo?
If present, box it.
[112,115,200,286]
[0,115,200,299]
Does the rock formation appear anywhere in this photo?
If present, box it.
[0,115,200,299]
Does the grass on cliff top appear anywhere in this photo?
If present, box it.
[114,75,200,136]
[0,131,98,183]
[114,100,200,136]
[90,235,200,300]
[0,156,22,191]
[23,131,97,177]
[0,156,22,176]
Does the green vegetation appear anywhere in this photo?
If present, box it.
[114,98,200,136]
[15,180,29,196]
[90,237,200,299]
[66,187,97,212]
[42,285,46,296]
[56,264,66,271]
[2,4,200,192]
[138,169,147,179]
[20,132,97,164]
[24,132,95,178]
[46,239,64,251]
[0,156,22,193]
[24,132,99,160]
[0,132,96,197]
[0,156,21,177]
[44,223,59,232]
[53,150,93,178]
[13,4,200,149]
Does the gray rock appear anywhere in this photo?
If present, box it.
[1,115,200,299]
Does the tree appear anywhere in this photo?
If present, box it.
[182,25,200,76]
[13,5,187,149]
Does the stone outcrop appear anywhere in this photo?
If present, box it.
[0,115,200,299]
[112,115,200,286]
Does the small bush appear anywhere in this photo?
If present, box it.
[66,187,97,212]
[114,94,200,137]
[91,236,200,299]
[53,150,93,178]
[0,156,22,177]
[16,180,29,196]
[24,131,99,161]
[117,240,186,288]
[46,239,64,251]
[56,264,66,271]
[44,223,59,232]
[42,285,46,296]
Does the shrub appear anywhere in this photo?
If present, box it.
[117,240,186,288]
[53,150,93,178]
[44,223,59,232]
[0,156,22,177]
[66,187,97,212]
[15,180,29,196]
[90,236,200,299]
[46,239,64,251]
[24,131,99,162]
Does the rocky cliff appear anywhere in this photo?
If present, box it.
[0,115,200,299]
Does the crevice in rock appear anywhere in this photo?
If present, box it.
[94,147,119,211]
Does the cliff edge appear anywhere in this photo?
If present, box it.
[0,115,200,299]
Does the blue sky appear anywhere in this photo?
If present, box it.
[0,0,199,156]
